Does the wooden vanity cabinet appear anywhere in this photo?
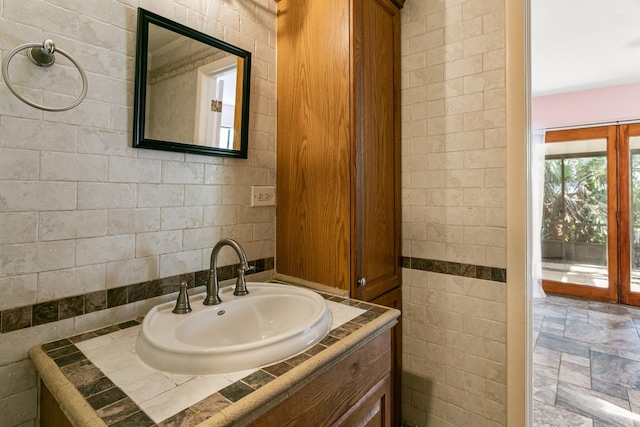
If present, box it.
[39,329,393,427]
[249,330,392,427]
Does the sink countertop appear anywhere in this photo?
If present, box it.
[30,289,399,426]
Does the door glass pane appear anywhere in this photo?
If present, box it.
[541,138,609,288]
[630,136,640,293]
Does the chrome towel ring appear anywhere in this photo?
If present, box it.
[1,39,88,112]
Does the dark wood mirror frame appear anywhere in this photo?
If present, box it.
[133,8,251,158]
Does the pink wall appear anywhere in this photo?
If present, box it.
[532,82,640,129]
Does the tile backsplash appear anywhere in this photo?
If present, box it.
[0,258,274,334]
[0,1,276,426]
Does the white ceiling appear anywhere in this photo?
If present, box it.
[532,0,640,96]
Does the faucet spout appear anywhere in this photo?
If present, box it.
[204,238,253,305]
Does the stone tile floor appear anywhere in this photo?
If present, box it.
[534,295,640,426]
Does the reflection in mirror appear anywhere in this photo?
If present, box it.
[133,8,251,158]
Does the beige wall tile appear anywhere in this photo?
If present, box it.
[162,161,204,184]
[426,42,463,66]
[107,208,161,235]
[184,184,223,206]
[485,247,507,268]
[204,164,238,185]
[0,213,37,245]
[444,92,484,115]
[428,224,464,244]
[0,360,35,401]
[37,264,106,301]
[78,183,137,210]
[135,230,183,257]
[109,157,161,183]
[463,226,506,248]
[39,210,107,241]
[0,388,37,427]
[403,153,428,172]
[462,30,504,57]
[427,151,464,170]
[183,227,222,251]
[0,148,39,180]
[412,239,446,260]
[0,117,77,152]
[160,206,204,231]
[0,274,37,311]
[0,181,76,212]
[464,69,505,94]
[0,241,75,276]
[137,184,184,208]
[72,304,135,333]
[204,205,239,226]
[446,169,484,188]
[77,127,132,157]
[106,256,160,288]
[160,250,203,278]
[444,207,485,226]
[75,235,135,267]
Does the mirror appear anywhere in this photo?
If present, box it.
[133,8,251,158]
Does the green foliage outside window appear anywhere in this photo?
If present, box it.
[541,154,608,245]
[541,151,640,268]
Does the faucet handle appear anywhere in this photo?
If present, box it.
[233,265,251,296]
[173,282,192,314]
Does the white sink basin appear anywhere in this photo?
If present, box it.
[135,282,332,375]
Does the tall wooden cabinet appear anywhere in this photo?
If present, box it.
[276,0,403,301]
[276,0,404,423]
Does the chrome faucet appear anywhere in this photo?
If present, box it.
[204,238,253,305]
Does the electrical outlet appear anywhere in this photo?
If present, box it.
[251,186,276,206]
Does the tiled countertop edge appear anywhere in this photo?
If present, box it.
[30,345,107,427]
[200,305,399,426]
[30,291,400,427]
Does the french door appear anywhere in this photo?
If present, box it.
[541,124,640,305]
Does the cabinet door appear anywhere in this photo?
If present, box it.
[276,0,353,291]
[353,0,402,302]
[331,375,391,427]
[371,288,402,427]
[248,331,391,427]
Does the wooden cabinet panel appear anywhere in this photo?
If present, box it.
[371,288,402,427]
[332,375,391,427]
[354,0,402,303]
[41,379,73,427]
[249,330,391,427]
[276,0,353,290]
[276,0,402,301]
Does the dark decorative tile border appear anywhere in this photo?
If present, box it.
[401,256,507,283]
[0,257,274,335]
[40,293,385,426]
